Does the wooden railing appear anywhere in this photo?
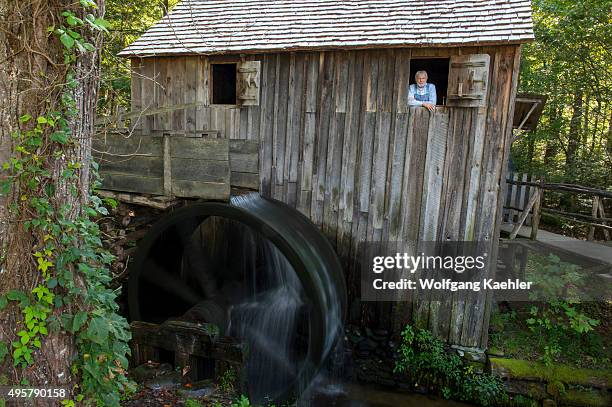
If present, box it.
[504,172,612,241]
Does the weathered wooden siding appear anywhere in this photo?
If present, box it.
[130,46,521,348]
[93,135,232,200]
[131,56,258,140]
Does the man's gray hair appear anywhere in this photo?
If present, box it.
[415,70,428,79]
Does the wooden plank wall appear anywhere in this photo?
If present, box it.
[130,46,521,348]
[93,135,232,200]
[132,56,257,139]
[94,134,164,195]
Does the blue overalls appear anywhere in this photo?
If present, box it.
[414,84,431,102]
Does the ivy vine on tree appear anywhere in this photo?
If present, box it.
[0,0,132,405]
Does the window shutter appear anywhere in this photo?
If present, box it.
[447,54,490,107]
[237,61,261,106]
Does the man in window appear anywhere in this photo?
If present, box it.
[408,70,436,112]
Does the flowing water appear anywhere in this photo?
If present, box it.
[225,231,305,403]
[176,194,343,403]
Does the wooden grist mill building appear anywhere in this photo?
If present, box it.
[101,0,534,349]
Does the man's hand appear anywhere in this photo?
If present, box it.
[423,102,435,112]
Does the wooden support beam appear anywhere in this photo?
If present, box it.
[516,101,540,131]
[530,179,544,240]
[541,208,612,231]
[540,207,612,223]
[598,200,611,241]
[505,179,612,199]
[163,135,172,196]
[95,190,181,210]
[515,97,545,104]
[588,196,600,241]
[130,320,246,387]
[509,173,518,223]
[130,320,246,364]
[509,188,539,239]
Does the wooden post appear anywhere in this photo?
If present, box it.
[519,173,528,223]
[509,172,519,223]
[588,196,599,241]
[530,178,544,240]
[175,351,199,383]
[163,134,172,196]
[598,199,611,241]
[523,174,533,226]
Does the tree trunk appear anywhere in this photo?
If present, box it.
[607,109,612,158]
[543,140,556,167]
[565,90,583,178]
[527,136,536,169]
[590,101,601,152]
[0,0,103,399]
[543,105,561,167]
[560,90,583,212]
[582,92,590,148]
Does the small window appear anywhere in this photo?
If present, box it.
[409,58,450,105]
[211,63,237,105]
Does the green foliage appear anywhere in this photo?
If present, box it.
[99,0,179,115]
[52,9,108,64]
[489,257,609,373]
[490,309,517,332]
[0,1,132,406]
[218,367,237,394]
[509,394,539,407]
[394,325,506,406]
[547,380,567,399]
[512,0,612,190]
[185,398,204,407]
[522,254,600,365]
[489,308,609,370]
[231,395,252,407]
[526,254,599,332]
[207,396,254,407]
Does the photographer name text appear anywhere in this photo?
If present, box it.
[372,278,533,291]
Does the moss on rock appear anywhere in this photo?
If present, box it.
[560,388,610,407]
[546,380,566,398]
[489,358,611,388]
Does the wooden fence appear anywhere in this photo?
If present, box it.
[503,172,539,226]
[503,172,612,241]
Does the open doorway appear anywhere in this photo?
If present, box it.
[409,58,450,105]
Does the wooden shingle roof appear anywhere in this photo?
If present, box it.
[119,0,534,57]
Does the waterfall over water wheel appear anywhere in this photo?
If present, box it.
[128,194,347,403]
